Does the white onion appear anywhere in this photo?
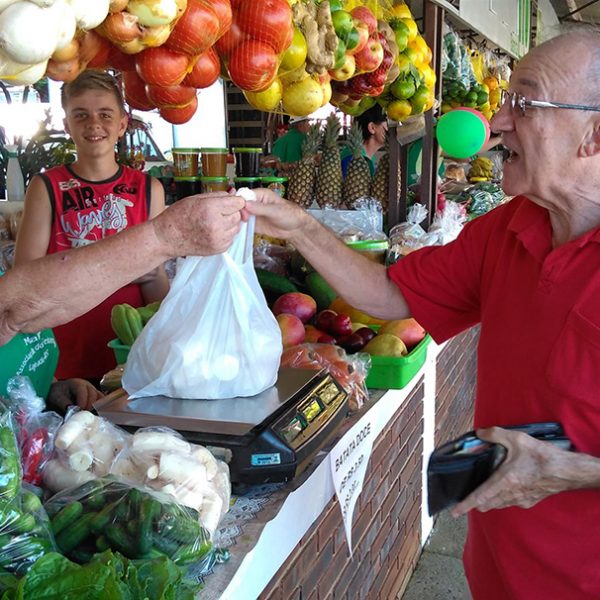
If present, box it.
[127,0,179,27]
[24,0,58,6]
[0,0,19,12]
[68,0,110,30]
[0,51,48,85]
[0,2,60,63]
[54,0,77,51]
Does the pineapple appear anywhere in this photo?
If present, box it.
[343,123,372,208]
[371,139,394,213]
[287,124,322,208]
[315,114,342,208]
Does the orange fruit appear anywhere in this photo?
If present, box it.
[386,99,412,122]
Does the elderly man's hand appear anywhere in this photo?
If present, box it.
[47,379,104,413]
[153,192,245,258]
[450,426,575,516]
[242,188,309,242]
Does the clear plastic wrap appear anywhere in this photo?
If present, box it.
[386,203,438,263]
[44,478,215,569]
[42,409,129,493]
[0,410,57,576]
[308,206,385,242]
[110,427,231,537]
[428,200,468,245]
[280,343,371,412]
[5,376,62,486]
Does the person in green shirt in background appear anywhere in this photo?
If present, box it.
[272,116,312,172]
[341,104,388,178]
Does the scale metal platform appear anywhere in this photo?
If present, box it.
[93,368,348,485]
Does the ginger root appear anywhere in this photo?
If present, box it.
[294,0,337,74]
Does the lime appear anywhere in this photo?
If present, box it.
[390,77,416,100]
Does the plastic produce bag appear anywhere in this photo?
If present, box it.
[44,478,214,569]
[110,427,231,536]
[0,411,57,575]
[5,376,62,486]
[42,409,129,493]
[122,215,282,400]
[280,343,371,412]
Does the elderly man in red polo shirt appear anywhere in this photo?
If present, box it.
[243,29,600,600]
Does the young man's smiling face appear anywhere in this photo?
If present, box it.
[63,89,128,160]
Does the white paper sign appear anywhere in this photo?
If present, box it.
[330,418,375,556]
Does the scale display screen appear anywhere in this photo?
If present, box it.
[279,416,304,444]
[302,399,323,423]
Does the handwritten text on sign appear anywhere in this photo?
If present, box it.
[330,420,375,556]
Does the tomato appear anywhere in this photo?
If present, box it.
[227,40,278,92]
[135,47,190,86]
[165,0,220,57]
[214,21,247,58]
[159,95,198,124]
[145,83,197,108]
[123,70,155,111]
[183,48,220,88]
[237,0,292,54]
[200,0,232,38]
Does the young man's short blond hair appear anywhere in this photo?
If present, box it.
[61,70,126,114]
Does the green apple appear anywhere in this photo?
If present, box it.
[333,39,347,70]
[331,10,353,37]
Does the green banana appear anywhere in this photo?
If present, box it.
[111,304,144,346]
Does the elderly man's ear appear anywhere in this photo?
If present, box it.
[579,119,600,157]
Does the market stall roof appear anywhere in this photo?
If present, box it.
[551,0,600,23]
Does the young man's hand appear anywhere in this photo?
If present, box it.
[47,379,104,413]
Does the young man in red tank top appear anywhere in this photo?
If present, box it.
[15,70,170,383]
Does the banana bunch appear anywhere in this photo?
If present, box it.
[469,156,493,182]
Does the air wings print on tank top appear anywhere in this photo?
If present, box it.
[41,165,150,252]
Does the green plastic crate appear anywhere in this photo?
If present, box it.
[107,338,131,365]
[365,334,432,390]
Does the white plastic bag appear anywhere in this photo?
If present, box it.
[122,216,282,399]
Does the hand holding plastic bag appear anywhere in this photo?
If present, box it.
[122,214,283,400]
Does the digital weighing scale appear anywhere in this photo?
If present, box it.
[93,368,348,486]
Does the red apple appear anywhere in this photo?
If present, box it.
[351,6,377,34]
[315,309,338,333]
[347,22,369,55]
[273,292,317,324]
[331,314,353,337]
[355,327,376,345]
[277,313,305,348]
[354,37,384,73]
[336,333,367,354]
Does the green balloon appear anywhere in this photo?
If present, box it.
[435,109,489,159]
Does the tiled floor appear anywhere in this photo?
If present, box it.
[400,512,470,600]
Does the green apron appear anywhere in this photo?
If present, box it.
[0,330,59,401]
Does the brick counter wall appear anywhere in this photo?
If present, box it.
[260,382,424,600]
[260,330,479,600]
[435,327,479,446]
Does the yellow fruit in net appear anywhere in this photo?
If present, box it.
[244,79,283,112]
[279,65,309,84]
[396,53,411,77]
[280,28,308,72]
[419,64,436,89]
[282,77,323,116]
[483,76,498,91]
[401,18,418,43]
[386,99,412,122]
[320,81,332,107]
[390,3,413,19]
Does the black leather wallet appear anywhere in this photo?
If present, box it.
[427,422,572,516]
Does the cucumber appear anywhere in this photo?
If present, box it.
[150,532,179,558]
[95,535,110,552]
[104,524,138,558]
[90,501,118,534]
[126,489,143,513]
[155,513,201,544]
[55,513,94,554]
[305,271,337,311]
[51,501,84,535]
[70,549,94,564]
[255,268,298,298]
[12,513,35,534]
[172,540,212,566]
[20,490,42,513]
[137,498,159,556]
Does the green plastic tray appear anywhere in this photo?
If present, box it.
[107,338,131,365]
[365,334,431,390]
